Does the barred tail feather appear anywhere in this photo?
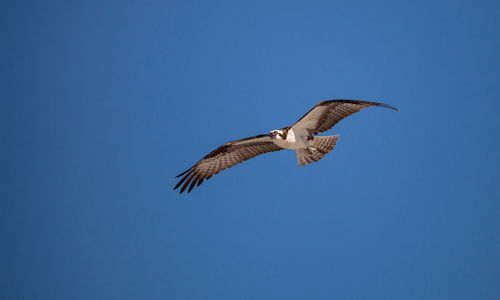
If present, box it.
[312,135,339,153]
[296,135,339,167]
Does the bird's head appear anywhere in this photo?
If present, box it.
[269,130,280,139]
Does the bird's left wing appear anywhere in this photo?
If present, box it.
[291,99,399,136]
[174,134,284,194]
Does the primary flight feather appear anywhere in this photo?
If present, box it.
[174,99,399,193]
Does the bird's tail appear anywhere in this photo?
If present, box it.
[296,135,339,167]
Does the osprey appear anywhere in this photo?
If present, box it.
[175,99,398,193]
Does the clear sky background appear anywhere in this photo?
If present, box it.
[2,0,499,299]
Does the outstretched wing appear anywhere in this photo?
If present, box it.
[174,134,284,194]
[291,99,399,136]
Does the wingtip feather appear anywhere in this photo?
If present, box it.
[176,168,191,178]
[187,176,199,193]
[376,102,399,111]
[174,171,191,191]
[180,173,195,194]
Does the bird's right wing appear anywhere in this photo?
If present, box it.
[174,134,284,194]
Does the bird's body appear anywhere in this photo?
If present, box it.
[174,99,398,194]
[271,128,307,149]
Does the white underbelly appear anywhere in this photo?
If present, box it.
[274,138,303,149]
[273,129,309,149]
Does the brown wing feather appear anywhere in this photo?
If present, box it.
[174,134,284,194]
[292,99,399,136]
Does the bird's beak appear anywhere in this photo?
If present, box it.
[269,132,274,138]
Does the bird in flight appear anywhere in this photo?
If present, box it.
[175,99,398,194]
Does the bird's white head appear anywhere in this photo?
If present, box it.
[269,129,282,139]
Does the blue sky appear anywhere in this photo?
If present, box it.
[2,0,499,299]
